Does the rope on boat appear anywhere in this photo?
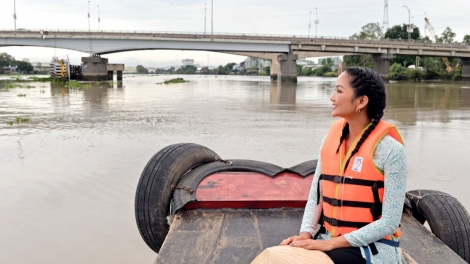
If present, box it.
[171,185,194,194]
[214,156,233,165]
[406,189,453,214]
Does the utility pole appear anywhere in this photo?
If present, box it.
[211,0,213,40]
[315,8,319,38]
[97,5,100,31]
[13,0,17,34]
[424,12,427,39]
[88,1,91,33]
[308,11,311,38]
[204,3,206,36]
[88,1,91,56]
[403,5,411,42]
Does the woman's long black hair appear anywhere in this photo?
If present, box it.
[336,67,386,171]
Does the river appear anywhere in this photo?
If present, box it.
[1,74,470,263]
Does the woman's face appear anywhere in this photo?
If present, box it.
[330,72,361,118]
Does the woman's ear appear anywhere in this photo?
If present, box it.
[358,95,369,109]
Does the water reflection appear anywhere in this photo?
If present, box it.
[270,81,297,110]
[386,83,470,124]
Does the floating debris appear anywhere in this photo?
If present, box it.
[16,117,31,124]
[158,78,189,85]
[7,117,31,125]
[17,94,26,97]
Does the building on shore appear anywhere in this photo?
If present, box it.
[124,66,137,73]
[182,59,194,66]
[238,57,271,73]
[2,65,18,74]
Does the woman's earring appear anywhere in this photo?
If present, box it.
[356,109,361,113]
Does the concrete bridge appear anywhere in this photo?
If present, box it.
[1,29,469,81]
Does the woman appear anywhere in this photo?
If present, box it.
[280,67,407,264]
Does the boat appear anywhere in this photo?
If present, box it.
[135,143,470,264]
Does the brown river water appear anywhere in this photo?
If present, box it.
[1,75,470,263]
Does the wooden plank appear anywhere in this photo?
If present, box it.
[400,212,466,264]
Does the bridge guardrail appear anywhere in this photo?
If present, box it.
[1,29,469,50]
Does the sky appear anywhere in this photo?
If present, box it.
[0,0,469,67]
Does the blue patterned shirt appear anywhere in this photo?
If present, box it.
[300,135,407,264]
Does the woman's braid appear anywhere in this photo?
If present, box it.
[336,123,350,153]
[341,67,386,171]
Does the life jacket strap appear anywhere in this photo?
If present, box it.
[370,182,383,221]
[323,196,375,208]
[363,245,372,264]
[323,215,368,229]
[363,239,400,264]
[377,238,400,247]
[321,174,384,188]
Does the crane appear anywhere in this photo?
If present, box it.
[424,14,453,72]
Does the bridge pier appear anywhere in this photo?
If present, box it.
[82,57,109,81]
[270,60,279,81]
[106,64,125,81]
[277,54,298,82]
[372,54,392,82]
[461,58,470,82]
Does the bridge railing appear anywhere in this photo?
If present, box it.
[1,29,469,50]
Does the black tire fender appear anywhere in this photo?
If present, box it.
[407,189,470,263]
[135,143,219,253]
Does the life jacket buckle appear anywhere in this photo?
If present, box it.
[332,199,339,206]
[331,218,338,226]
[334,175,342,183]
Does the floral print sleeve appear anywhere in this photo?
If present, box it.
[299,136,325,237]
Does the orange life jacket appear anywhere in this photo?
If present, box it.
[320,119,403,240]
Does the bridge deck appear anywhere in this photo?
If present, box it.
[1,30,469,57]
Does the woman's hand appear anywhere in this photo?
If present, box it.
[280,232,312,245]
[289,239,335,251]
[290,236,351,251]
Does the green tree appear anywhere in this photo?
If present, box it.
[200,67,210,74]
[391,55,415,68]
[384,24,420,40]
[344,23,380,69]
[136,65,149,74]
[407,69,424,81]
[169,67,175,74]
[217,65,224,75]
[441,27,456,43]
[384,24,421,67]
[222,63,237,74]
[263,67,270,75]
[343,55,373,68]
[0,53,16,73]
[296,65,303,75]
[176,65,197,74]
[463,35,470,43]
[16,61,33,73]
[301,67,313,76]
[389,63,407,80]
[320,58,334,69]
[350,22,383,40]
